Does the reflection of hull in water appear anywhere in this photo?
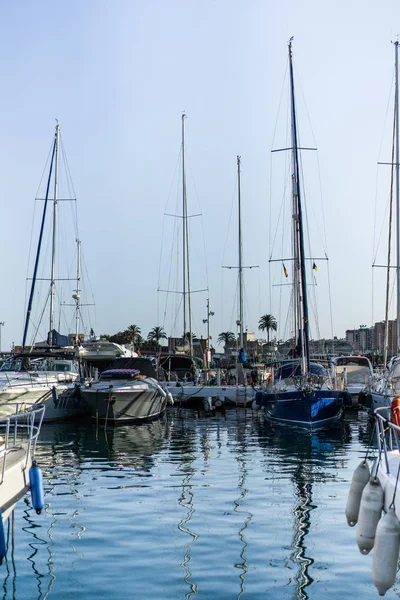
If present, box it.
[278,425,347,598]
[33,413,170,465]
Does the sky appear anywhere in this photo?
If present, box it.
[0,0,399,352]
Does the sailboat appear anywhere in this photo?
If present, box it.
[0,124,88,421]
[161,146,257,407]
[261,40,344,429]
[363,42,400,417]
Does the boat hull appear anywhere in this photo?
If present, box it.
[162,383,256,407]
[0,384,89,422]
[80,387,167,424]
[0,404,45,523]
[0,447,31,521]
[262,389,344,429]
[363,391,392,417]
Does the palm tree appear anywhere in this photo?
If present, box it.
[217,331,235,354]
[183,331,196,342]
[126,324,141,347]
[258,314,277,344]
[135,333,144,350]
[147,326,168,346]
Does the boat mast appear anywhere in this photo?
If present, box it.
[73,239,81,344]
[289,40,310,374]
[395,41,400,354]
[48,122,60,344]
[237,155,244,348]
[182,113,187,343]
[181,112,193,356]
[22,135,56,350]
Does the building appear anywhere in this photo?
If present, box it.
[345,327,372,354]
[372,320,397,357]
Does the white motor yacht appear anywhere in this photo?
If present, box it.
[0,352,87,422]
[79,357,170,424]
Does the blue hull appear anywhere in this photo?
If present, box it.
[262,389,344,429]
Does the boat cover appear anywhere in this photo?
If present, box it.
[100,369,141,380]
[100,358,158,379]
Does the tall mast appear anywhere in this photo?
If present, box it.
[395,41,400,354]
[182,113,187,346]
[237,155,244,348]
[22,136,56,350]
[181,112,193,356]
[49,122,60,342]
[182,113,187,350]
[73,239,81,344]
[288,40,310,374]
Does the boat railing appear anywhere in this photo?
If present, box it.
[0,403,45,485]
[374,407,400,475]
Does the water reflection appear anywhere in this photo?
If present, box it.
[0,408,366,599]
[234,453,251,600]
[171,408,261,599]
[258,421,351,599]
[0,417,172,599]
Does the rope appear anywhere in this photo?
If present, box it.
[389,462,400,509]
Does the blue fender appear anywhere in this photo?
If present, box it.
[29,462,44,514]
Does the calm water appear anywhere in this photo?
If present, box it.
[0,407,395,599]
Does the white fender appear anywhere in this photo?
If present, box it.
[346,460,371,526]
[356,477,384,554]
[372,506,400,596]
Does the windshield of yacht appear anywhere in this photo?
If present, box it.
[335,357,371,369]
[0,357,25,372]
[40,359,78,373]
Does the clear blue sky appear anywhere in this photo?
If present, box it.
[0,0,398,351]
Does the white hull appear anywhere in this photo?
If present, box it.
[373,408,400,516]
[0,383,88,423]
[80,377,167,423]
[0,404,45,523]
[79,341,136,362]
[0,447,31,520]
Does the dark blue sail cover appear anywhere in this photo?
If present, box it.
[48,329,72,347]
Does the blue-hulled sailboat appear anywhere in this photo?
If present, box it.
[262,40,344,429]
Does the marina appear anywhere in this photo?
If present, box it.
[1,2,400,598]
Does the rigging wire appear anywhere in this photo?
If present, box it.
[157,146,181,327]
[372,70,397,331]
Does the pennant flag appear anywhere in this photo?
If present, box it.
[313,262,318,271]
[283,263,288,278]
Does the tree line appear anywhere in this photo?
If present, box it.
[100,325,167,348]
[217,314,277,349]
[99,314,277,351]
